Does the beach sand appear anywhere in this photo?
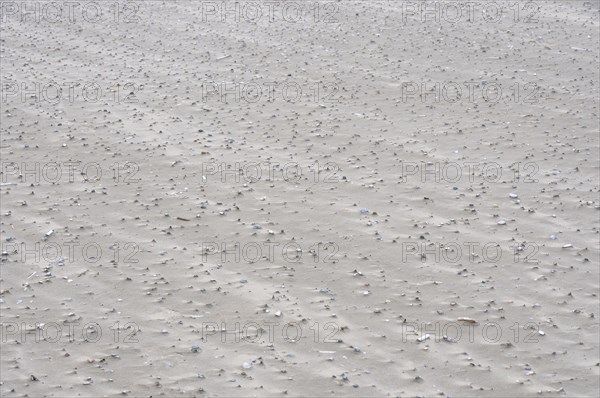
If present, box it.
[1,1,599,396]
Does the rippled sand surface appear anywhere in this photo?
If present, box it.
[1,1,599,396]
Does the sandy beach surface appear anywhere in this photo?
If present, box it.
[1,0,599,396]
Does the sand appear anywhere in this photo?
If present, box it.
[1,0,599,396]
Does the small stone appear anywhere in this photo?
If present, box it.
[417,334,430,342]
